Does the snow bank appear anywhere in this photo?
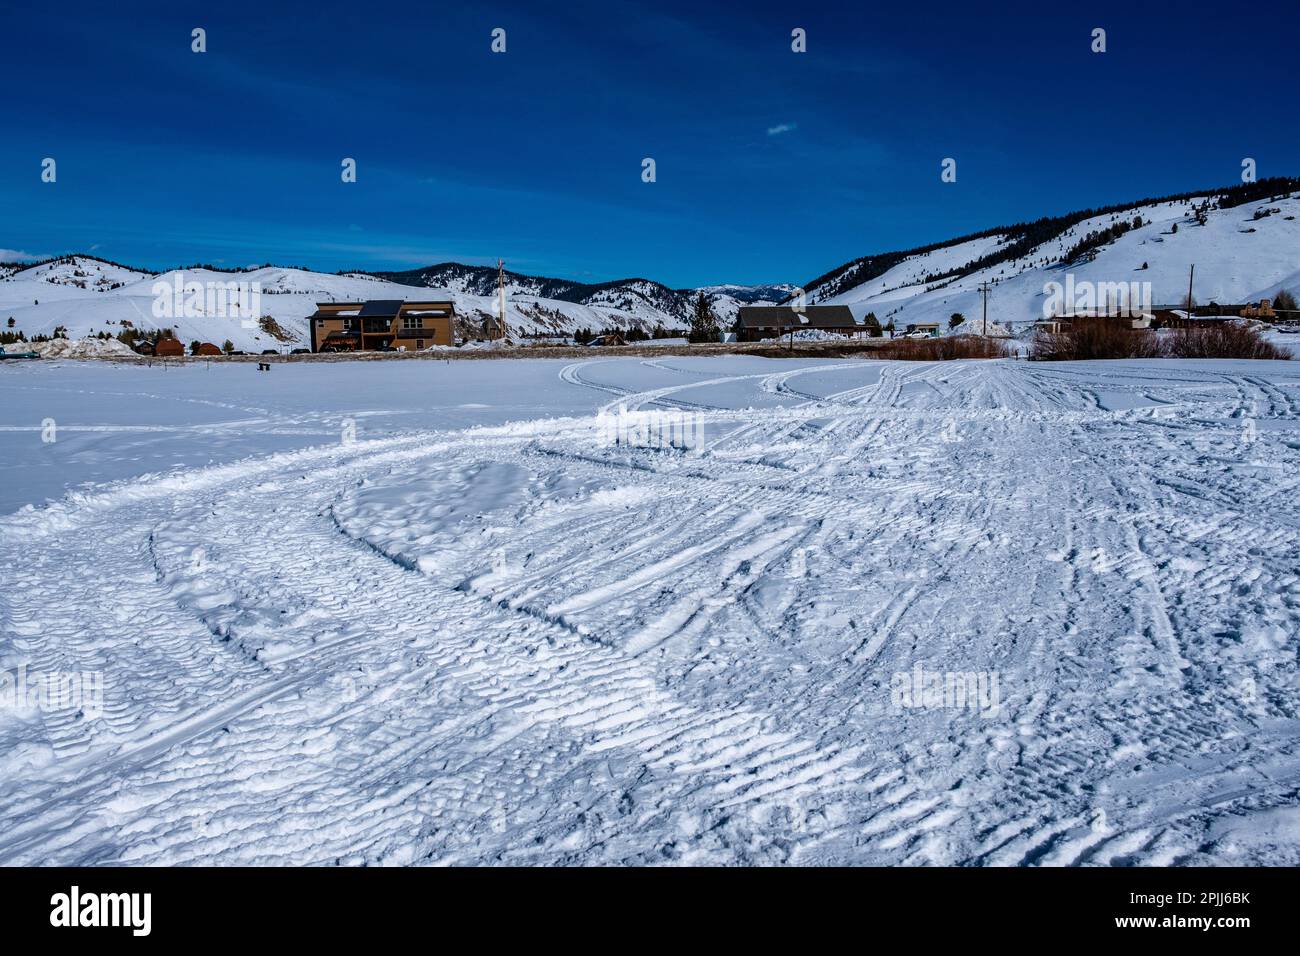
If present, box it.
[756,329,861,343]
[29,337,138,359]
[952,320,1013,338]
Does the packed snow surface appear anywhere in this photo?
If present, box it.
[1,355,1299,865]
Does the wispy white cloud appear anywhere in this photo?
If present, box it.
[0,248,37,263]
[766,123,797,137]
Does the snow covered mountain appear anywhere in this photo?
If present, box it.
[3,177,1295,351]
[688,283,801,324]
[0,258,789,351]
[373,263,793,327]
[0,260,407,352]
[799,177,1300,331]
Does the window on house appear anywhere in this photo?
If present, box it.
[402,316,424,330]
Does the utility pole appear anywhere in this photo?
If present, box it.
[978,280,992,336]
[1186,264,1195,321]
[497,258,507,342]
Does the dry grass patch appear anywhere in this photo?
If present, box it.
[876,336,1010,360]
[1031,318,1288,361]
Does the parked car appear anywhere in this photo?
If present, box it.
[290,348,310,354]
[261,349,279,355]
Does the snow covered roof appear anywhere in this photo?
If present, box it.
[1164,310,1239,321]
[310,300,455,321]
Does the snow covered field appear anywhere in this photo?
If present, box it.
[2,354,1299,865]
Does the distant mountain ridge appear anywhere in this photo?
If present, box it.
[369,263,797,325]
[1,255,794,332]
[5,176,1297,349]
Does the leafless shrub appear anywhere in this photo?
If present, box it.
[1031,317,1289,361]
[1030,319,1163,361]
[1164,321,1290,360]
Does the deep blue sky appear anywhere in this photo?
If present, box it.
[2,0,1296,287]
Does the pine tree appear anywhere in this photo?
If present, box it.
[862,312,882,337]
[688,292,719,343]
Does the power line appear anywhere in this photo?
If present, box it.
[497,258,507,342]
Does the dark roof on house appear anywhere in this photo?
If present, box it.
[358,300,405,318]
[309,300,456,321]
[735,305,858,330]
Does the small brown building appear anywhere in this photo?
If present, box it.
[145,337,185,357]
[308,299,456,352]
[735,305,861,342]
[194,342,223,356]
